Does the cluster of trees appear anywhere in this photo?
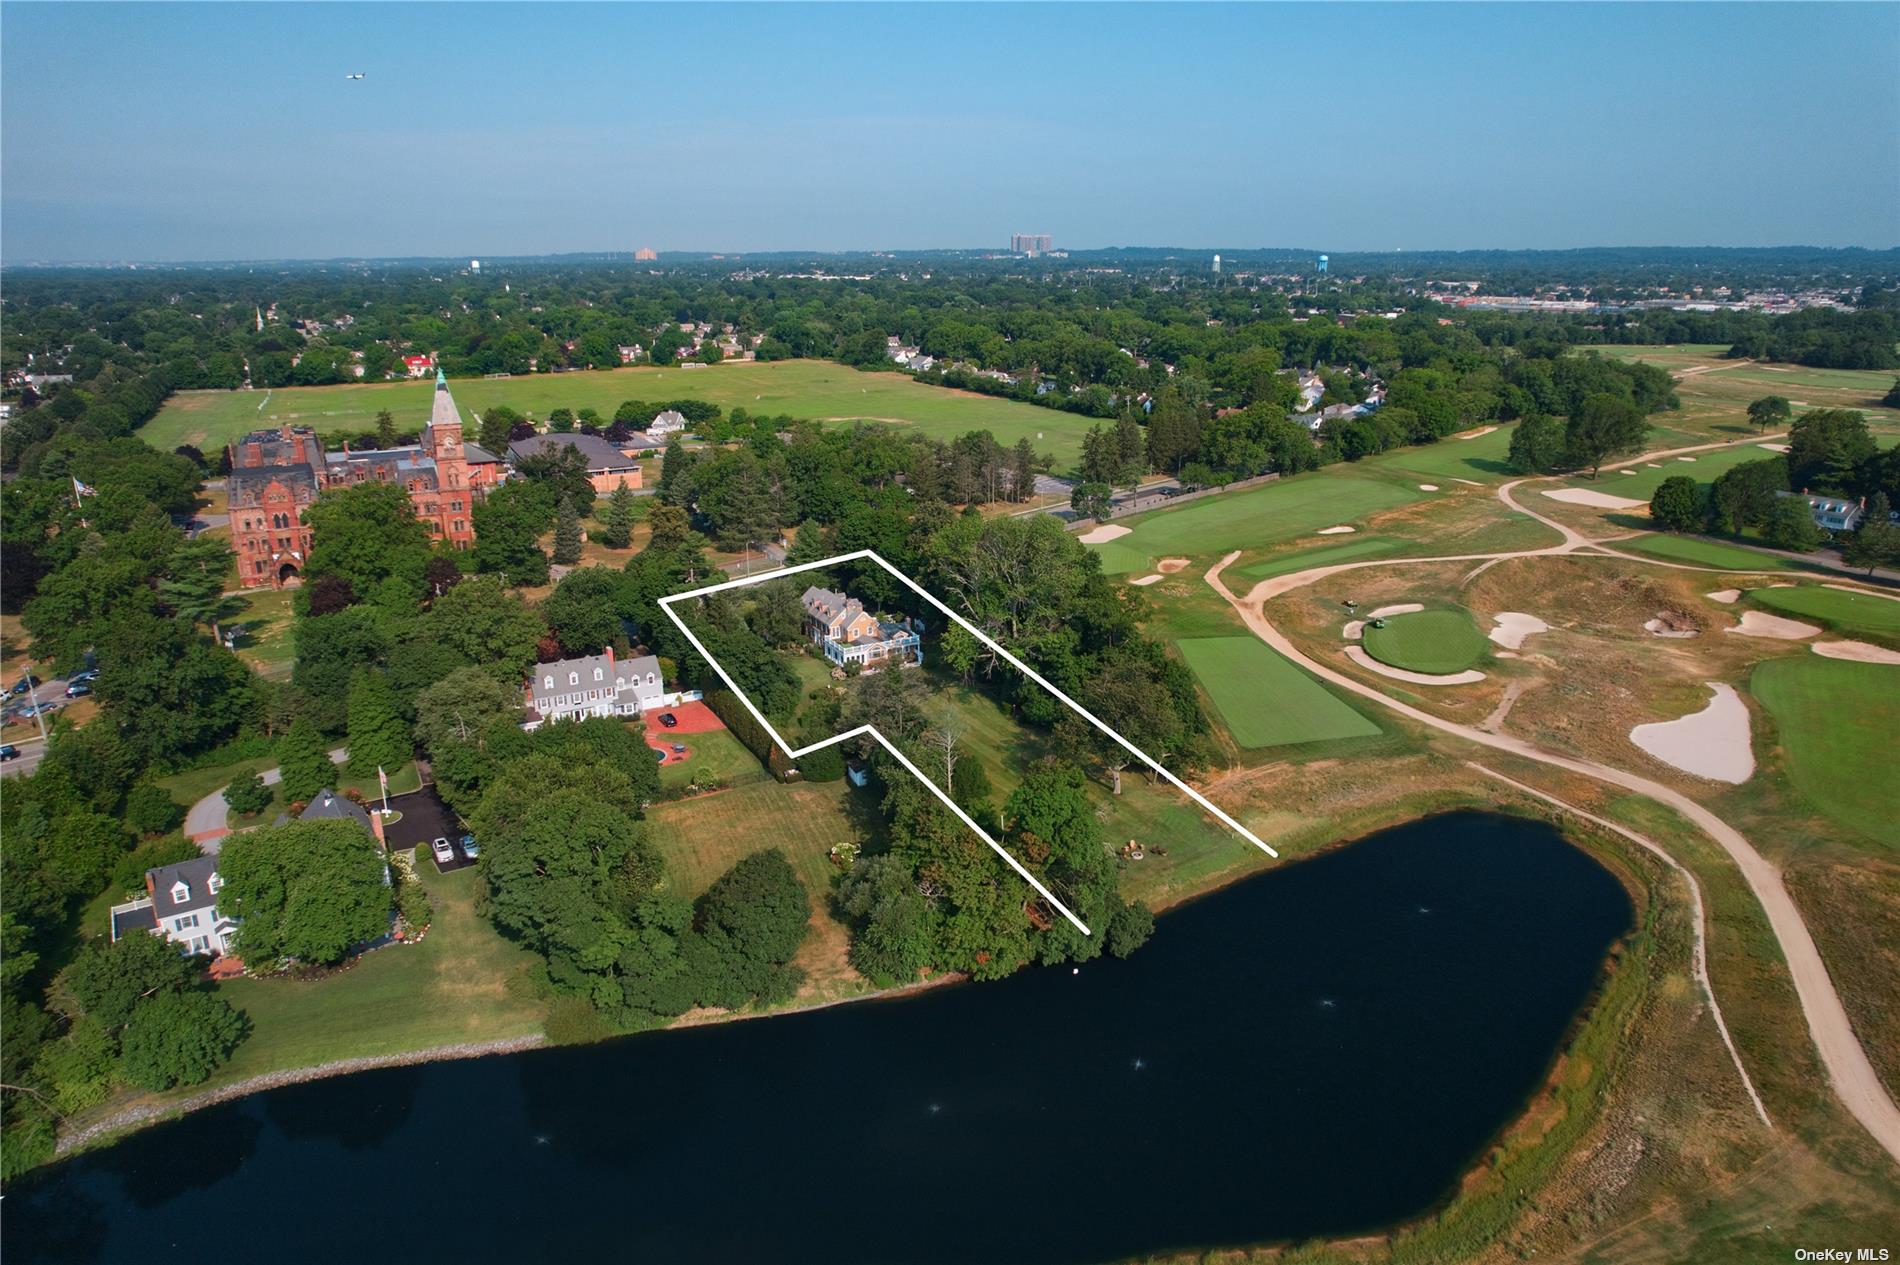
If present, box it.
[1647,409,1900,566]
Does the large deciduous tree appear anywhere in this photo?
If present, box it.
[1563,393,1648,479]
[219,819,394,965]
[117,990,247,1091]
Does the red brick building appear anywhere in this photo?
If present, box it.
[227,373,507,589]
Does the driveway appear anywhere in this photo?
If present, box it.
[184,747,348,849]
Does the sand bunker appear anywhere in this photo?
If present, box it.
[1316,525,1356,535]
[1130,574,1163,586]
[1628,683,1754,784]
[1812,640,1900,665]
[1488,612,1549,649]
[1644,463,1664,469]
[1645,613,1699,638]
[1543,488,1648,510]
[1078,523,1131,544]
[1342,620,1365,641]
[1344,645,1485,686]
[1757,443,1791,453]
[1676,456,1697,462]
[1418,483,1439,491]
[1726,611,1820,640]
[1366,603,1424,619]
[1705,589,1742,604]
[1454,426,1498,440]
[1156,558,1190,574]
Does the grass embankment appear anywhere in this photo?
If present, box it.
[1174,636,1381,747]
[1750,584,1900,639]
[1616,534,1801,571]
[1571,441,1783,499]
[143,359,1087,463]
[1362,607,1490,675]
[1751,656,1900,849]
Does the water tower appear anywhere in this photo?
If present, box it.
[1212,253,1221,274]
[1317,254,1329,275]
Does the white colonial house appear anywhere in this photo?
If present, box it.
[111,855,238,958]
[524,648,694,728]
[648,409,689,438]
[801,585,922,670]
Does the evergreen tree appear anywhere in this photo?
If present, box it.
[658,435,693,506]
[785,517,831,565]
[1112,410,1145,486]
[599,483,636,549]
[645,503,692,553]
[553,495,584,565]
[278,716,338,804]
[1844,492,1900,574]
[374,409,398,448]
[1009,438,1039,502]
[1079,424,1115,485]
[345,668,409,777]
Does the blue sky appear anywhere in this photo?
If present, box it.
[3,3,1895,261]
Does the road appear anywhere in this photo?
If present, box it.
[1198,460,1900,1168]
[1,670,87,777]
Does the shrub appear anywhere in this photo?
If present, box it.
[125,781,184,836]
[223,771,274,817]
[118,991,247,1091]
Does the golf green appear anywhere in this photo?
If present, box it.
[1752,657,1900,848]
[1751,586,1900,638]
[1362,608,1490,675]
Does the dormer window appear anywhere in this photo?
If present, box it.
[593,667,604,682]
[208,873,224,895]
[569,672,579,686]
[170,880,191,904]
[543,675,554,689]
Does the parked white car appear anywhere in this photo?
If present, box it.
[430,837,456,865]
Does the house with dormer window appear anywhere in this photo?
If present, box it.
[522,648,686,728]
[109,856,239,958]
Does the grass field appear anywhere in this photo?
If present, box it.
[657,726,767,791]
[1570,440,1784,499]
[1233,536,1404,582]
[1174,636,1381,748]
[1616,533,1799,571]
[1091,473,1422,575]
[1752,657,1900,849]
[1362,607,1490,674]
[144,359,1091,464]
[1581,344,1900,441]
[1362,422,1518,482]
[1751,584,1900,638]
[204,858,546,1085]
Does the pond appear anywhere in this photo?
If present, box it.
[5,810,1633,1264]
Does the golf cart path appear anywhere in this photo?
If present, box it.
[184,747,347,848]
[1206,523,1900,1167]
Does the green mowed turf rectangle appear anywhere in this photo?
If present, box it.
[1619,534,1797,571]
[1367,423,1517,482]
[1572,443,1776,499]
[1236,536,1403,581]
[1092,473,1421,575]
[144,359,1090,463]
[1751,585,1900,637]
[1175,636,1380,748]
[1752,657,1900,849]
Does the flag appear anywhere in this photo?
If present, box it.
[71,475,98,497]
[378,766,389,792]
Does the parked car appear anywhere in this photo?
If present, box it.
[659,712,678,728]
[430,837,456,865]
[65,683,92,698]
[69,669,100,684]
[0,745,20,761]
[671,743,686,754]
[8,675,39,697]
[459,834,479,860]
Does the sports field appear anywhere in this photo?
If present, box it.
[1752,657,1900,848]
[1234,536,1404,582]
[1569,441,1783,499]
[1362,608,1490,675]
[143,359,1089,464]
[1751,585,1900,638]
[1091,473,1421,575]
[1174,636,1381,748]
[1616,534,1798,572]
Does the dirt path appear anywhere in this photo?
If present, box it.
[1206,546,1900,1167]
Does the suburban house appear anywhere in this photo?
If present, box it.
[110,856,237,958]
[507,432,644,492]
[286,788,387,844]
[648,409,689,438]
[617,344,645,364]
[1779,490,1870,534]
[226,371,506,587]
[801,585,923,670]
[523,648,690,728]
[402,354,435,377]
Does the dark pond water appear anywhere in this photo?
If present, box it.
[5,811,1632,1265]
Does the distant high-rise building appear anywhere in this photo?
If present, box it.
[634,246,659,261]
[1010,233,1054,256]
[1212,254,1222,274]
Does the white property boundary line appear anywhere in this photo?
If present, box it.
[659,549,1279,936]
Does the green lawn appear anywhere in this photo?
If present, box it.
[1363,423,1518,482]
[1092,473,1422,575]
[1572,442,1782,500]
[1175,636,1381,748]
[1617,534,1798,572]
[646,778,866,897]
[1362,607,1490,674]
[1752,657,1900,849]
[229,588,297,677]
[1751,585,1900,638]
[657,725,768,791]
[205,859,547,1084]
[144,359,1091,464]
[1233,536,1404,582]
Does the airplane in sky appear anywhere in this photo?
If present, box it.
[345,72,365,80]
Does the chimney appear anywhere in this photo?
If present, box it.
[281,424,292,441]
[604,645,614,670]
